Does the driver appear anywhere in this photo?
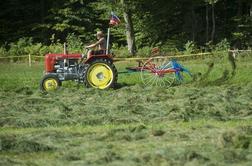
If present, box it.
[85,31,106,59]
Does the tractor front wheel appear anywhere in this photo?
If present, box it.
[40,74,61,92]
[84,59,117,89]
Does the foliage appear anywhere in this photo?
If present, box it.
[159,38,183,54]
[0,0,252,54]
[1,37,65,57]
[112,46,152,58]
[112,46,130,58]
[0,47,7,57]
[213,38,230,52]
[184,41,197,55]
[136,47,152,57]
[47,43,64,54]
[8,37,33,56]
[41,0,100,43]
[66,33,84,53]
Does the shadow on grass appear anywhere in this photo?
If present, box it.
[114,83,138,90]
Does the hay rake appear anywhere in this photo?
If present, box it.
[125,58,192,87]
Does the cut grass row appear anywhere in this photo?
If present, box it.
[0,82,251,128]
[1,119,252,165]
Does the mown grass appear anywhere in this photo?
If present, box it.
[0,53,252,165]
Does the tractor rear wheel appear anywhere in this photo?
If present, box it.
[40,74,61,92]
[83,59,117,89]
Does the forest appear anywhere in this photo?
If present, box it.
[0,0,251,56]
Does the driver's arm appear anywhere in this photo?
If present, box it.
[86,38,103,49]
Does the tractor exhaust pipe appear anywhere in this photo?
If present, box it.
[64,42,68,55]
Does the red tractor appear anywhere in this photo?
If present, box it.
[40,48,118,92]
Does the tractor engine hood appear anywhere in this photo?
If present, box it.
[45,53,82,73]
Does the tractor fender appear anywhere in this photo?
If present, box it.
[84,54,113,64]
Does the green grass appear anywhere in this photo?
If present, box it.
[0,54,252,165]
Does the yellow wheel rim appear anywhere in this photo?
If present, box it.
[43,78,58,91]
[87,63,113,89]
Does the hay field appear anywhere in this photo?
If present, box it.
[0,54,252,166]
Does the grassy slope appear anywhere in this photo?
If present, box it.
[0,54,252,165]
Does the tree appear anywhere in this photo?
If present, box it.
[42,0,100,43]
[120,0,136,55]
[207,0,218,43]
[206,2,209,43]
[0,0,46,44]
[0,0,252,49]
[250,3,252,17]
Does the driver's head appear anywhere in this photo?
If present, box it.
[96,31,104,39]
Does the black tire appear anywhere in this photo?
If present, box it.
[83,59,118,89]
[40,74,61,92]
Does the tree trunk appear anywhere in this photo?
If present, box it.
[211,3,215,43]
[191,6,196,41]
[237,0,242,16]
[40,0,45,42]
[206,3,209,43]
[121,0,136,56]
[250,3,252,17]
[40,0,45,24]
